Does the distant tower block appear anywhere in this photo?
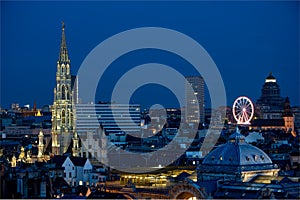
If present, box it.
[232,96,254,125]
[51,22,75,155]
[185,76,205,124]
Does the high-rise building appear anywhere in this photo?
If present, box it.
[75,103,141,135]
[256,72,285,119]
[185,76,205,125]
[75,103,141,157]
[51,22,75,155]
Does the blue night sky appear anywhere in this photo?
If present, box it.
[1,1,299,109]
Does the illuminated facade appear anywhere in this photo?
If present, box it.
[185,76,205,125]
[51,23,75,155]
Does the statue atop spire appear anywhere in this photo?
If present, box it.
[59,21,69,63]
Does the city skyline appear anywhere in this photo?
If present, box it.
[1,1,299,109]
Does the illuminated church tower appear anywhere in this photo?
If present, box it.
[282,97,296,137]
[51,22,74,155]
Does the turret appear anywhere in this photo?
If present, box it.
[72,132,80,157]
[38,130,45,161]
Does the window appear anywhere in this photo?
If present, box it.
[62,110,66,124]
[69,172,72,178]
[62,85,66,100]
[66,86,69,99]
[64,172,66,178]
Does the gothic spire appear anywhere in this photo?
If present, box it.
[59,21,69,63]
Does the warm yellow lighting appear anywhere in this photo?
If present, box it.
[35,109,43,116]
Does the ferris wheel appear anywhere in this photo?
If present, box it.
[232,96,254,125]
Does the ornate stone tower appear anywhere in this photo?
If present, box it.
[72,132,80,157]
[38,130,45,161]
[282,97,295,137]
[51,22,74,155]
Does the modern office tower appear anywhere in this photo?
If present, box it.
[185,76,205,125]
[256,72,285,119]
[75,103,141,157]
[51,23,75,155]
[75,103,141,135]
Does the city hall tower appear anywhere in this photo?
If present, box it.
[51,22,75,155]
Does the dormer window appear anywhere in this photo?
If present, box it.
[253,155,259,161]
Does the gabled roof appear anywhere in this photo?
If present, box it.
[69,156,87,167]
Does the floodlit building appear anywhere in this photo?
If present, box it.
[51,22,76,155]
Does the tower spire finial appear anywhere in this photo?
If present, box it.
[59,21,69,63]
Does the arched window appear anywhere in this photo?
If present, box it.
[62,110,66,124]
[66,86,70,100]
[66,64,69,75]
[61,64,65,74]
[62,85,66,100]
